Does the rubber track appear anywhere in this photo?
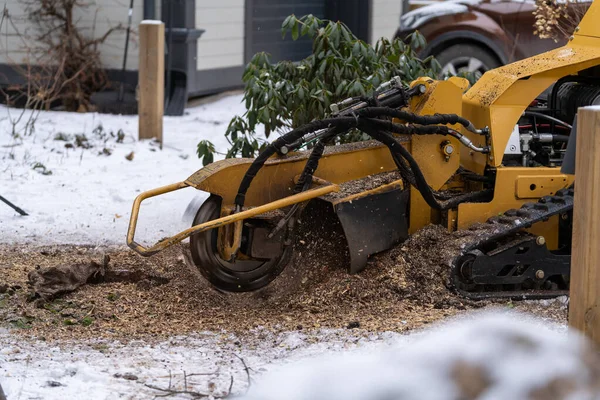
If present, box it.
[450,186,574,300]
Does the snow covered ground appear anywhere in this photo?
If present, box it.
[1,328,409,400]
[2,311,593,400]
[0,95,585,400]
[246,312,597,400]
[1,94,253,247]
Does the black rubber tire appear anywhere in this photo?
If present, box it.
[434,44,500,77]
[189,195,293,292]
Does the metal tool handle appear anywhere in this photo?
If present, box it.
[127,181,189,256]
[127,181,339,257]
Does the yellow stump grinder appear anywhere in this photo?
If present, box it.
[127,2,600,299]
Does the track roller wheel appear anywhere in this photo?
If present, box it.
[452,250,484,292]
[189,195,293,292]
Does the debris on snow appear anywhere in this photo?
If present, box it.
[28,255,109,300]
[0,327,409,400]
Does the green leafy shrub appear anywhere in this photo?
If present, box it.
[197,14,442,165]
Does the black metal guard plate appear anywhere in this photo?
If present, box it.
[334,188,409,274]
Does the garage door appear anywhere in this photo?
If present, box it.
[245,0,327,63]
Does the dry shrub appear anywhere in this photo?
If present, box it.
[533,0,589,42]
[3,0,122,112]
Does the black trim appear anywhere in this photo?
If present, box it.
[161,0,195,29]
[245,0,327,63]
[244,0,375,63]
[244,0,254,64]
[0,64,139,88]
[421,30,508,65]
[143,0,155,19]
[190,66,244,97]
[368,0,374,43]
[325,0,371,43]
[0,64,26,86]
[561,117,578,175]
[106,68,138,87]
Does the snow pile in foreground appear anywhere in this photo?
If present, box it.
[0,94,253,246]
[246,311,599,400]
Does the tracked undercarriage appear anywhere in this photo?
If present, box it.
[450,187,573,299]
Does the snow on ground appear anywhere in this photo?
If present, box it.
[1,328,408,400]
[1,311,590,400]
[246,312,594,400]
[0,94,255,247]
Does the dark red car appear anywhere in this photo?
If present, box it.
[395,0,589,78]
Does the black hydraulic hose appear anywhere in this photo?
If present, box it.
[296,126,417,196]
[293,128,341,194]
[458,167,493,183]
[552,134,570,142]
[358,121,493,210]
[293,140,326,193]
[235,116,454,208]
[523,111,572,129]
[269,130,343,239]
[361,117,452,137]
[286,107,483,153]
[235,115,450,207]
[298,124,416,191]
[356,107,480,133]
[234,117,359,207]
[357,121,443,210]
[235,115,483,209]
[390,148,416,187]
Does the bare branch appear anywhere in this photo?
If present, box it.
[144,383,210,399]
[233,353,253,390]
[143,370,235,399]
[1,0,121,112]
[227,375,234,396]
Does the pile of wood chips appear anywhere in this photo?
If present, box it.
[0,224,568,342]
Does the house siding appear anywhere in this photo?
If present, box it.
[195,0,245,71]
[0,1,398,96]
[0,0,144,71]
[370,0,403,43]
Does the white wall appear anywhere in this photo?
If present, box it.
[195,0,245,71]
[0,0,144,71]
[370,0,404,44]
[80,0,145,70]
[0,0,39,64]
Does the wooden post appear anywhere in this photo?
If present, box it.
[138,20,164,146]
[569,106,600,344]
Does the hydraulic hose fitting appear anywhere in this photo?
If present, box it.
[450,130,490,153]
